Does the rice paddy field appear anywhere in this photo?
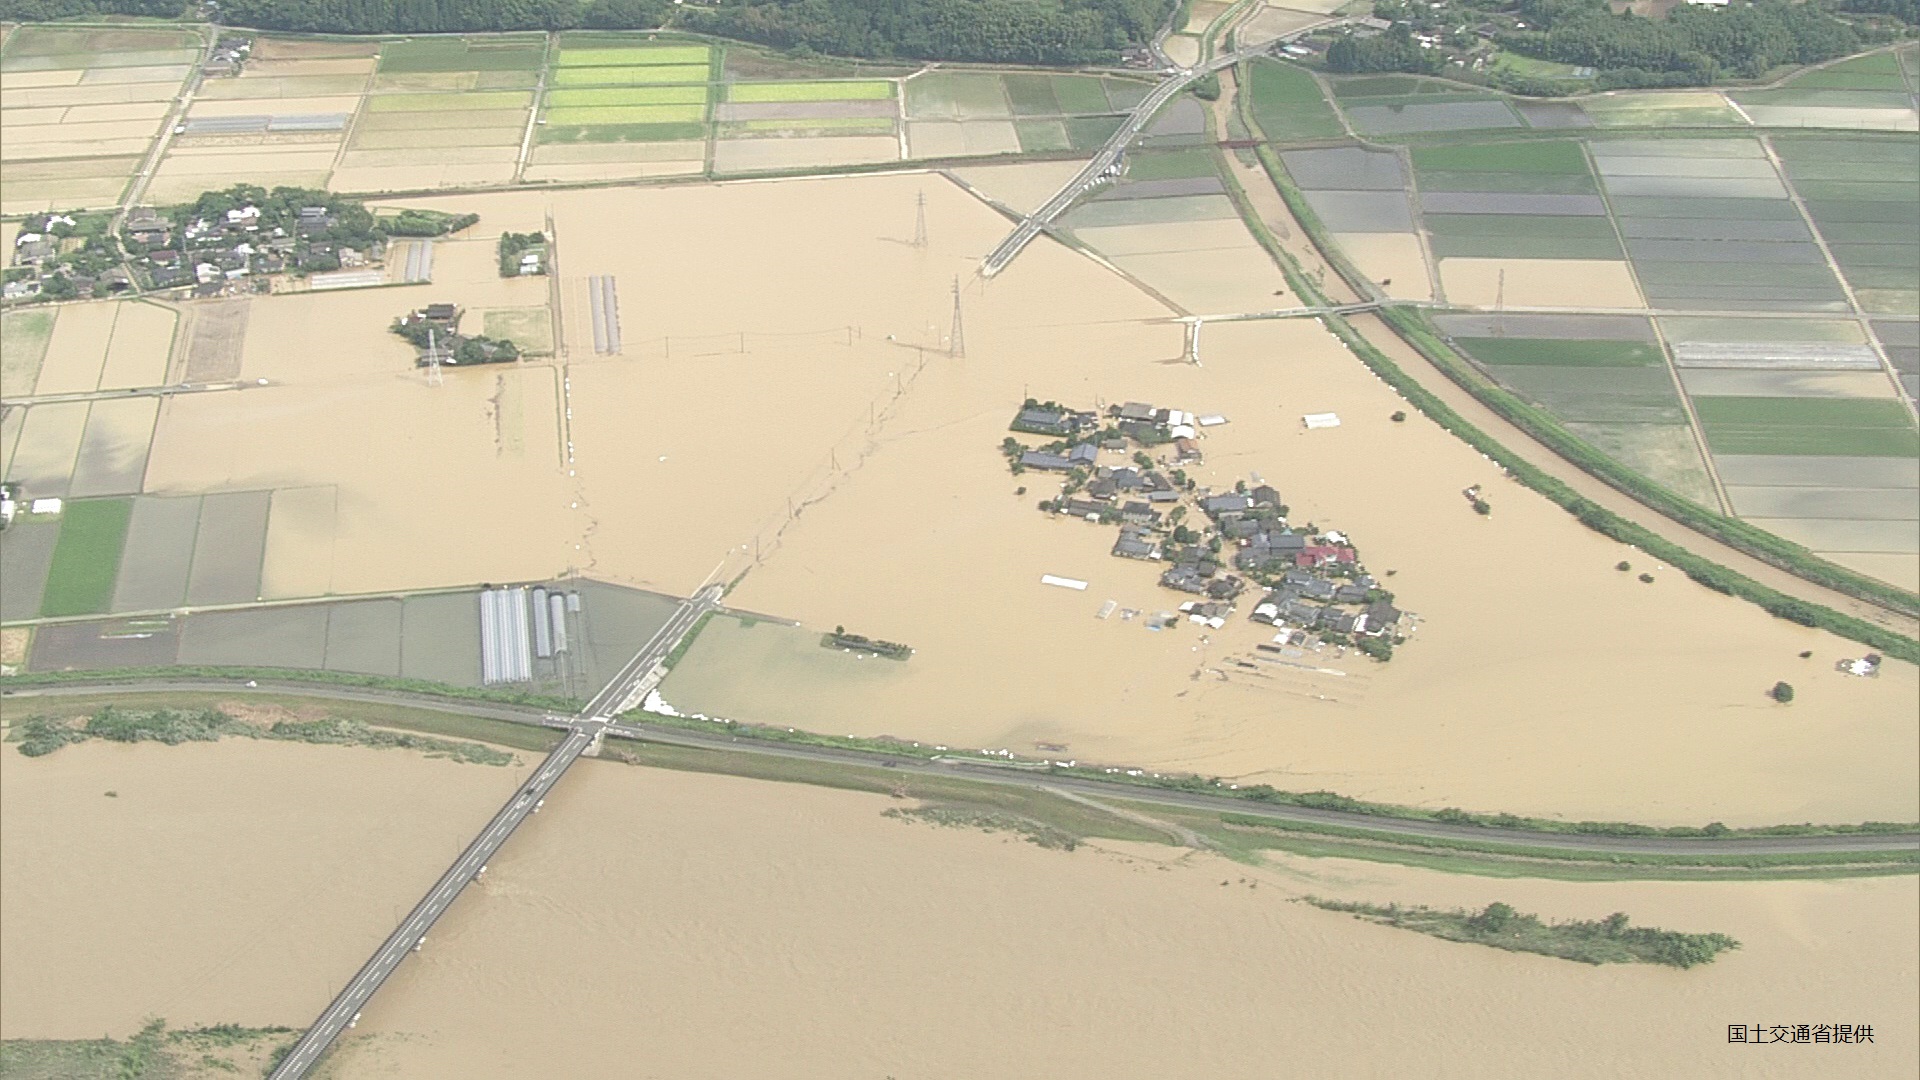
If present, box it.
[0,24,203,213]
[1245,63,1918,592]
[1058,144,1292,313]
[904,70,1145,158]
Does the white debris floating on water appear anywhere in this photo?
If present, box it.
[1041,574,1089,591]
[1302,412,1341,429]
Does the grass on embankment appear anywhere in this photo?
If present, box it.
[1305,899,1740,968]
[8,706,520,765]
[0,690,565,753]
[598,736,1916,881]
[0,1019,297,1080]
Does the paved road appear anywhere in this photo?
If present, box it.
[264,722,595,1080]
[980,25,1340,278]
[257,587,716,1079]
[17,676,1910,857]
[1,381,249,408]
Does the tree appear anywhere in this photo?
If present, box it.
[1469,902,1518,933]
[1390,410,1406,422]
[1770,681,1794,703]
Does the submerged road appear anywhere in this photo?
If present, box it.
[255,586,718,1080]
[13,673,1914,857]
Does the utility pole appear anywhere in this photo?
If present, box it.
[911,191,929,249]
[949,276,965,359]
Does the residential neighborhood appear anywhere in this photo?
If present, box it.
[1002,397,1411,660]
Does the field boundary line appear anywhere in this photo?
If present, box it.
[1578,138,1735,515]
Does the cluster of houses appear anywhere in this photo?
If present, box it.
[122,202,377,295]
[391,303,519,366]
[6,213,130,301]
[1005,397,1408,655]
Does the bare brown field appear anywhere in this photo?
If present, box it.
[0,737,533,1039]
[96,302,177,389]
[195,74,371,99]
[528,141,708,165]
[906,118,1021,158]
[250,37,380,61]
[239,57,376,78]
[712,134,900,173]
[521,159,707,183]
[187,94,362,119]
[1440,257,1645,309]
[324,763,1918,1079]
[0,68,85,88]
[77,62,190,85]
[352,125,521,149]
[1331,230,1435,301]
[31,302,117,395]
[2,81,179,107]
[329,160,520,192]
[950,159,1090,215]
[3,402,87,493]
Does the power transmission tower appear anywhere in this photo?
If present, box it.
[948,276,965,358]
[911,191,928,249]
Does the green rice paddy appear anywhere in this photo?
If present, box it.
[1456,337,1662,367]
[1244,59,1345,142]
[730,80,894,103]
[1424,215,1621,259]
[548,85,708,108]
[1013,119,1071,151]
[550,64,710,86]
[1694,397,1920,457]
[1411,140,1590,174]
[378,38,544,73]
[1124,148,1221,180]
[905,72,1010,116]
[41,497,132,618]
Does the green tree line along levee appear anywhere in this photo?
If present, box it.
[1226,82,1920,657]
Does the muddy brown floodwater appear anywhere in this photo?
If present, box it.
[326,763,1918,1079]
[0,737,531,1039]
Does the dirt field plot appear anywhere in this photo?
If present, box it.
[178,299,250,382]
[323,597,403,675]
[906,119,1020,159]
[68,398,158,498]
[182,489,271,606]
[27,616,180,669]
[177,605,328,669]
[904,72,1011,119]
[4,403,88,497]
[0,520,58,622]
[713,135,899,172]
[41,496,132,617]
[398,591,485,687]
[0,309,54,394]
[482,307,555,354]
[1578,91,1745,128]
[1564,419,1719,506]
[110,494,202,613]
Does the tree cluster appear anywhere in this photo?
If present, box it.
[213,0,665,34]
[1326,25,1442,74]
[1504,0,1866,83]
[684,0,1169,65]
[0,0,182,20]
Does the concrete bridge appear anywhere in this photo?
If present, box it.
[265,586,720,1080]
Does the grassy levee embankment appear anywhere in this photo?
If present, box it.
[0,664,580,712]
[626,711,1919,845]
[601,723,1918,880]
[1220,74,1920,662]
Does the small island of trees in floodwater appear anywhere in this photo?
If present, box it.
[1307,898,1741,968]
